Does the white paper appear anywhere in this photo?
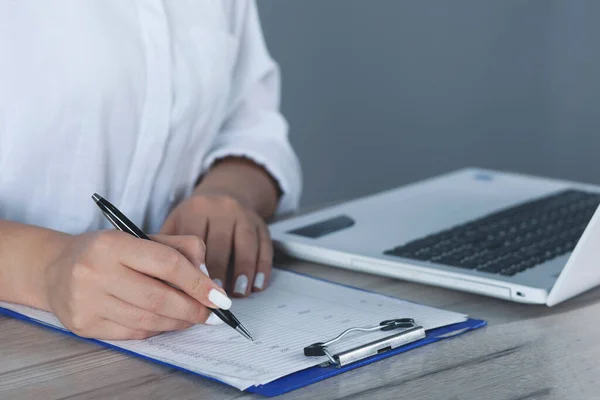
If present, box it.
[0,269,467,390]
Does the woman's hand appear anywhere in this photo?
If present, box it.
[42,230,231,340]
[161,193,273,297]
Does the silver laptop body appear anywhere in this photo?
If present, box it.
[269,168,600,306]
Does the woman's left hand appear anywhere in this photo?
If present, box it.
[160,193,273,297]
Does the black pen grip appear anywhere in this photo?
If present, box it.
[211,308,237,329]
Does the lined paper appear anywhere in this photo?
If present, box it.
[0,269,467,390]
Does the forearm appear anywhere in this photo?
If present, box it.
[0,220,69,309]
[194,157,281,219]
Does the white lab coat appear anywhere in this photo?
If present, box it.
[0,0,301,234]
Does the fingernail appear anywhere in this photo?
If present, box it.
[199,264,210,277]
[234,274,249,295]
[253,272,265,290]
[213,278,223,288]
[208,289,232,310]
[205,312,224,325]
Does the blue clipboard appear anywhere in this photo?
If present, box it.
[247,317,485,396]
[0,273,486,397]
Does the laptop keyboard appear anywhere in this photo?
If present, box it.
[384,189,600,277]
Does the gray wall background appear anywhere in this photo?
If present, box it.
[257,0,599,208]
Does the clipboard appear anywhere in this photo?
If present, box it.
[0,271,486,397]
[248,317,485,396]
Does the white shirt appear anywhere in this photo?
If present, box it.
[0,0,301,234]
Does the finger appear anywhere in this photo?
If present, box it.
[184,216,208,242]
[102,295,193,332]
[160,214,178,235]
[232,221,259,297]
[115,235,231,310]
[74,319,157,340]
[106,262,211,323]
[205,218,235,290]
[252,223,273,292]
[150,234,208,275]
[160,216,208,242]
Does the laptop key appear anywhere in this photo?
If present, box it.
[478,262,505,274]
[454,259,480,269]
[409,252,433,261]
[499,268,518,276]
[384,249,414,258]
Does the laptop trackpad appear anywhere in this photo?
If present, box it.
[287,215,355,238]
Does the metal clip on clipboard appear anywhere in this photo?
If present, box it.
[303,318,426,368]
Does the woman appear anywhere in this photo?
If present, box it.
[0,1,301,339]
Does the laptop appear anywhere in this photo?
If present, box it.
[269,168,600,306]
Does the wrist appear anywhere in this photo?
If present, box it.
[32,232,74,311]
[194,157,280,218]
[192,185,253,210]
[0,221,72,310]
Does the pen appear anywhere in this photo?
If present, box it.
[91,193,253,341]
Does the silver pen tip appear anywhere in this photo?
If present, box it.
[236,325,253,341]
[91,193,102,203]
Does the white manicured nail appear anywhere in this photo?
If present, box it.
[213,278,223,288]
[208,289,232,310]
[205,313,224,325]
[253,272,265,290]
[234,274,249,295]
[199,263,210,277]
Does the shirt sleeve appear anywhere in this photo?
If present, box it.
[201,0,302,215]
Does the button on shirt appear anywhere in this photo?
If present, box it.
[0,0,301,234]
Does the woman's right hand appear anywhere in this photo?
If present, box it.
[42,230,231,340]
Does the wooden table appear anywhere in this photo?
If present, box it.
[2,255,599,400]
